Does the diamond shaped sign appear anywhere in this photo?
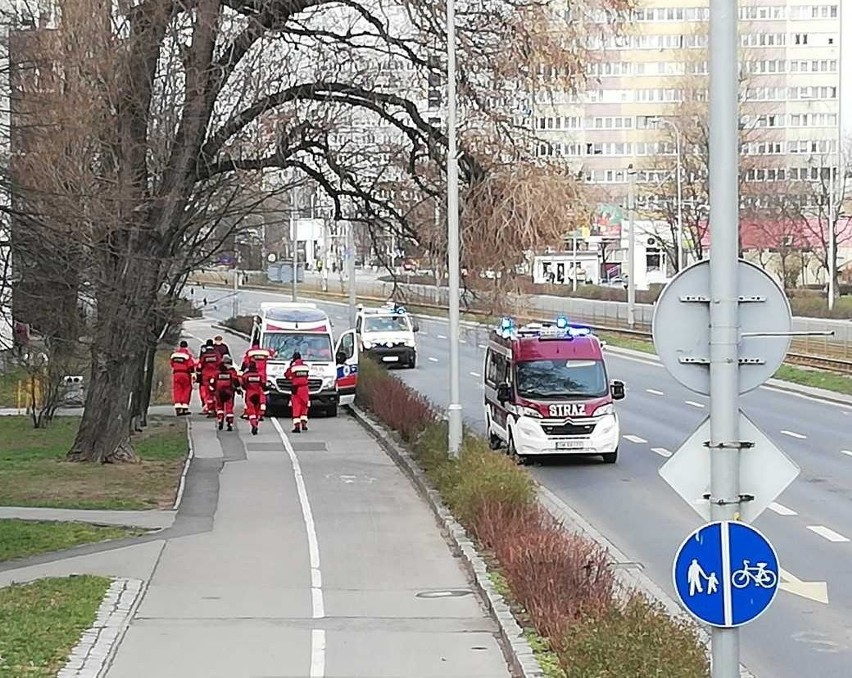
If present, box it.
[659,411,800,523]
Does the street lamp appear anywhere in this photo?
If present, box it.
[445,0,462,458]
[647,116,684,272]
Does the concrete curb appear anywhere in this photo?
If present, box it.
[538,487,756,678]
[348,404,544,678]
[172,418,195,511]
[56,576,145,678]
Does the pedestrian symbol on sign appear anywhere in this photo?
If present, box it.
[673,521,779,628]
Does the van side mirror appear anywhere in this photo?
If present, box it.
[336,351,347,365]
[412,320,420,332]
[611,380,625,400]
[496,382,511,403]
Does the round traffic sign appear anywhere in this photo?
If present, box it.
[652,259,792,395]
[267,253,277,262]
[673,521,780,628]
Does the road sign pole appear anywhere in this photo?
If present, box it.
[627,168,636,328]
[709,0,741,675]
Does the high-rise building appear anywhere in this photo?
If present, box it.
[534,1,841,207]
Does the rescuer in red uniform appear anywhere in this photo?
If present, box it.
[240,341,275,420]
[197,344,220,416]
[241,361,266,436]
[169,341,195,416]
[285,351,311,433]
[211,356,241,431]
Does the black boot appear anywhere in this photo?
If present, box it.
[218,420,224,430]
[227,422,233,432]
[301,421,308,431]
[251,426,258,435]
[292,423,301,434]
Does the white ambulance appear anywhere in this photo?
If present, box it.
[251,302,359,416]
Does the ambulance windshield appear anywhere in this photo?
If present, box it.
[262,333,333,361]
[515,359,607,399]
[364,315,410,333]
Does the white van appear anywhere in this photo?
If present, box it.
[252,302,359,416]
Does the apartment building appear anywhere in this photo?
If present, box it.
[534,1,842,209]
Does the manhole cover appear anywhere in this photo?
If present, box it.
[416,590,472,599]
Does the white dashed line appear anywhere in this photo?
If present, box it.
[437,334,447,339]
[478,344,487,349]
[428,357,439,362]
[781,430,807,440]
[807,525,850,543]
[469,371,481,377]
[651,447,672,458]
[842,450,852,458]
[685,400,704,408]
[623,434,647,444]
[459,338,467,343]
[646,388,664,396]
[768,502,797,516]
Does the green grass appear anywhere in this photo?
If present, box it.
[599,332,852,395]
[0,520,143,562]
[0,575,112,677]
[0,416,189,510]
[773,364,852,395]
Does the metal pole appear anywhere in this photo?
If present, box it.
[675,126,684,271]
[572,230,578,292]
[348,220,357,327]
[290,212,297,302]
[626,168,636,328]
[232,263,239,318]
[829,1,842,311]
[708,1,741,675]
[446,0,462,458]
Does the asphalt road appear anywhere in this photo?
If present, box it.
[190,285,852,678]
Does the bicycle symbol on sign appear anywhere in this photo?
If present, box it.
[731,560,778,589]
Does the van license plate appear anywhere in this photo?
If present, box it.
[556,440,585,450]
[382,356,399,362]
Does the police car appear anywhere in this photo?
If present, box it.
[355,302,419,368]
[483,316,625,463]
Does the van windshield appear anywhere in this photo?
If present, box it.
[364,315,411,332]
[262,333,333,361]
[515,359,607,399]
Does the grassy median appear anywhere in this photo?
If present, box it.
[355,358,709,677]
[0,520,143,562]
[0,416,188,510]
[0,575,112,677]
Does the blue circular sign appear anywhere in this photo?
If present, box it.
[673,521,779,628]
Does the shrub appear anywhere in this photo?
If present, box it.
[357,362,709,677]
[558,594,709,677]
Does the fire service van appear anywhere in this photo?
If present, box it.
[251,302,359,416]
[483,316,625,463]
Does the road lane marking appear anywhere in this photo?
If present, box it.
[478,343,487,349]
[469,371,481,377]
[428,356,439,362]
[768,502,797,516]
[781,430,807,440]
[651,447,671,458]
[272,419,326,675]
[807,525,850,543]
[685,400,704,408]
[459,338,467,343]
[842,450,852,458]
[437,334,447,339]
[779,568,829,604]
[623,434,647,444]
[645,388,664,396]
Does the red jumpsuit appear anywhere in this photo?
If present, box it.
[241,346,275,415]
[285,358,311,431]
[211,366,241,428]
[197,351,220,415]
[242,371,266,433]
[169,348,195,414]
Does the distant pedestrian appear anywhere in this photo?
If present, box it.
[285,351,311,433]
[212,335,231,360]
[169,341,195,416]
